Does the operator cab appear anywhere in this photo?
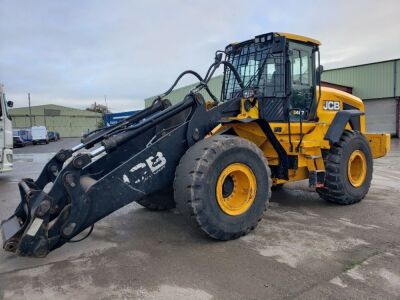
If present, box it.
[222,32,321,122]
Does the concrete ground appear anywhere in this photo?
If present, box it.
[0,138,399,299]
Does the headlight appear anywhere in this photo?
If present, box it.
[242,88,255,99]
[225,45,233,54]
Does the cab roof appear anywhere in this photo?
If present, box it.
[276,32,321,46]
[227,32,321,49]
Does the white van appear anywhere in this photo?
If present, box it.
[32,126,49,145]
[0,84,13,173]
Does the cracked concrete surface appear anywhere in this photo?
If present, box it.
[0,138,399,299]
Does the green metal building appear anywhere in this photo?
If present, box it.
[144,58,400,137]
[322,59,399,136]
[10,104,102,137]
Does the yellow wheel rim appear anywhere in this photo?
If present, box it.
[347,150,367,187]
[216,163,257,216]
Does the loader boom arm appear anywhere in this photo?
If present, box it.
[1,90,241,257]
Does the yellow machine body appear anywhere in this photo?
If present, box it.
[211,86,390,185]
[207,32,391,186]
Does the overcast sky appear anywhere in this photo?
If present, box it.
[1,0,399,111]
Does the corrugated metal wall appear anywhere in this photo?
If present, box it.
[10,104,102,137]
[322,59,399,99]
[144,75,223,107]
[322,59,400,136]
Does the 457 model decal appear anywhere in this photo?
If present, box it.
[123,152,167,184]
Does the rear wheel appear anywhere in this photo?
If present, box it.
[317,131,373,205]
[136,187,175,211]
[174,135,271,240]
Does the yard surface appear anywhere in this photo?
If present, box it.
[0,138,399,299]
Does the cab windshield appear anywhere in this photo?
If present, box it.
[222,42,285,100]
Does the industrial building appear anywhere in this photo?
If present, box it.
[144,58,400,137]
[10,104,102,137]
[322,59,399,136]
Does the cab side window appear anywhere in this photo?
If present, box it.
[258,56,285,98]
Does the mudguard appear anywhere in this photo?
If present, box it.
[324,110,364,144]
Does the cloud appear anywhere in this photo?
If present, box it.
[0,0,399,111]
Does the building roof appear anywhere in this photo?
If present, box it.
[325,58,400,72]
[322,58,400,99]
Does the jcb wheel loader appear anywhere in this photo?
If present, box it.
[1,32,390,257]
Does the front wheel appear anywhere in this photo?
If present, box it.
[174,135,271,240]
[317,131,373,205]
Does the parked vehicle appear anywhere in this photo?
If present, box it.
[13,136,26,148]
[48,131,58,142]
[13,129,32,143]
[0,84,13,173]
[31,126,49,145]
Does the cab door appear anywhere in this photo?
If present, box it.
[288,42,315,120]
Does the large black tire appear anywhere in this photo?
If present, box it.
[271,183,284,191]
[317,130,373,205]
[174,135,271,240]
[136,187,175,211]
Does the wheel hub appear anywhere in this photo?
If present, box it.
[216,163,257,216]
[222,175,234,198]
[347,150,367,187]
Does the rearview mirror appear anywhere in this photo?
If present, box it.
[7,100,14,108]
[316,65,324,85]
[215,52,223,64]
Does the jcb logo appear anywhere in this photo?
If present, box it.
[323,100,340,111]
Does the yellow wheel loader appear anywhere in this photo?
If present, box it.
[1,32,390,257]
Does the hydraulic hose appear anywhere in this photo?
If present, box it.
[157,70,206,99]
[80,99,170,149]
[155,55,245,105]
[154,69,218,104]
[102,97,195,152]
[219,61,244,89]
[93,59,244,143]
